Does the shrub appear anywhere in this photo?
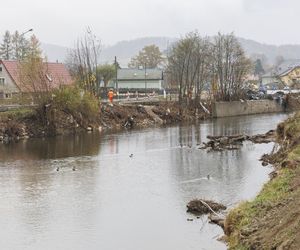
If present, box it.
[38,86,99,124]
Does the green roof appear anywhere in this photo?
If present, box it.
[117,68,163,80]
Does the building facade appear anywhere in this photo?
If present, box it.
[110,68,164,90]
[0,60,73,99]
[279,66,300,88]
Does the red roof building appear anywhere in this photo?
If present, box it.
[0,60,73,98]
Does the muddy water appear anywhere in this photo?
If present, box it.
[0,113,289,250]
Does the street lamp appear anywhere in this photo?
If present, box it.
[145,62,147,97]
[18,28,33,60]
[20,28,33,37]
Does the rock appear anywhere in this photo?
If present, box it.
[86,127,92,131]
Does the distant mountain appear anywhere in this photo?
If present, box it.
[41,43,69,63]
[100,37,178,66]
[238,38,300,64]
[41,37,300,66]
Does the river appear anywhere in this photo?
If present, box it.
[0,113,289,250]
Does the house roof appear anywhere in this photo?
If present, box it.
[0,60,73,92]
[117,68,163,80]
[276,59,300,76]
[263,59,300,78]
[278,65,300,77]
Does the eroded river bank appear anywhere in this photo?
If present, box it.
[0,113,289,250]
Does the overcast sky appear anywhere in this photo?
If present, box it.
[1,0,299,47]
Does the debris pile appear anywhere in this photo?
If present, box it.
[187,199,227,215]
[200,130,276,151]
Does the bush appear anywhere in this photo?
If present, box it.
[52,86,81,111]
[50,86,99,122]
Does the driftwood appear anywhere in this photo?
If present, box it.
[201,130,276,152]
[187,199,227,230]
[187,199,226,216]
[208,214,225,229]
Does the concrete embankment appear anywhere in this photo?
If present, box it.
[212,100,283,118]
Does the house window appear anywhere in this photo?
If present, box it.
[5,93,12,99]
[0,66,2,72]
[0,77,5,85]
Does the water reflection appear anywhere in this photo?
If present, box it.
[0,132,101,161]
[0,113,290,250]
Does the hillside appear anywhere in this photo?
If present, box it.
[41,37,300,66]
[238,37,300,63]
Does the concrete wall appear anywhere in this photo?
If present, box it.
[212,100,284,118]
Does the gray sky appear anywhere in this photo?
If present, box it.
[1,0,299,47]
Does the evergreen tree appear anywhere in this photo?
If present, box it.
[254,59,265,76]
[0,31,12,60]
[19,36,30,60]
[1,30,42,61]
[11,31,21,60]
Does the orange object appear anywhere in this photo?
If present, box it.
[108,90,114,102]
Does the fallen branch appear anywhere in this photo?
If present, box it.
[201,130,276,151]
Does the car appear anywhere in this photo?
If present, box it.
[258,85,267,94]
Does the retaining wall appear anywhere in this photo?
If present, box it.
[212,100,284,118]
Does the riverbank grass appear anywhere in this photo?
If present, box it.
[0,108,34,121]
[226,168,295,249]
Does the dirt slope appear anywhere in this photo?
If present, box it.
[225,112,300,249]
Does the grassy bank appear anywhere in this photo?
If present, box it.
[0,108,34,121]
[225,112,300,249]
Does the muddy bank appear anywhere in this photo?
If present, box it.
[225,112,300,249]
[0,101,210,143]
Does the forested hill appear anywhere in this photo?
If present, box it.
[42,36,300,66]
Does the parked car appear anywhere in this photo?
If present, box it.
[258,85,267,95]
[245,89,260,100]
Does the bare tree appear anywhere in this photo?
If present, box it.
[167,32,212,106]
[168,32,252,106]
[211,33,252,101]
[66,28,101,94]
[18,57,52,106]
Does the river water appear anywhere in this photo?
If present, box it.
[0,113,289,250]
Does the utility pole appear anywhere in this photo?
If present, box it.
[115,56,119,100]
[144,62,147,96]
